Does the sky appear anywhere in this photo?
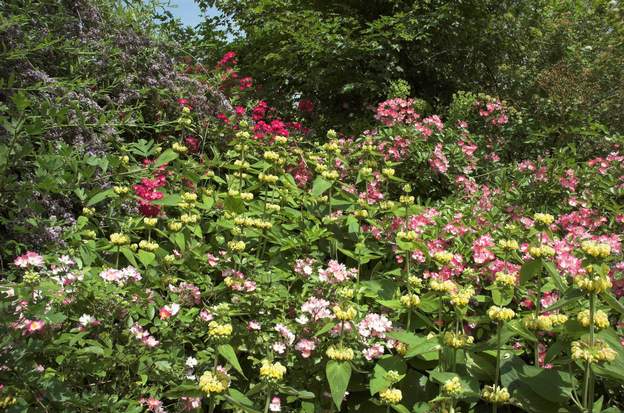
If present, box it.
[165,0,219,27]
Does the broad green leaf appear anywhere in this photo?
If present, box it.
[311,176,332,197]
[154,149,178,167]
[326,360,351,410]
[520,259,543,284]
[137,250,155,266]
[492,286,514,306]
[87,188,114,206]
[370,356,406,395]
[601,292,624,317]
[218,344,245,376]
[543,261,567,291]
[225,389,261,413]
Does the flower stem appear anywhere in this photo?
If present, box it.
[583,293,596,411]
[534,271,542,367]
[492,321,502,413]
[263,387,272,413]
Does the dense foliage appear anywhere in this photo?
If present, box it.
[198,0,624,136]
[2,1,624,413]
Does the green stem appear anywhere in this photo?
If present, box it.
[493,321,502,413]
[534,271,542,367]
[263,387,272,413]
[495,322,502,387]
[209,353,220,413]
[583,293,596,412]
[115,246,120,269]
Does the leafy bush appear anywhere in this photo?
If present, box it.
[2,1,624,413]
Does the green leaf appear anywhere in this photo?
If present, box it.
[520,259,543,284]
[326,360,351,410]
[225,389,261,413]
[80,346,104,356]
[391,405,411,413]
[164,384,203,398]
[154,149,179,167]
[119,247,138,267]
[543,261,567,291]
[218,344,245,376]
[492,286,514,306]
[87,188,114,206]
[601,292,624,317]
[370,356,406,395]
[311,176,332,197]
[137,250,155,267]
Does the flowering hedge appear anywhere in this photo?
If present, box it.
[2,43,624,413]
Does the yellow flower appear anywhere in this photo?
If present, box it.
[181,192,198,202]
[481,385,510,404]
[143,217,158,227]
[494,272,516,287]
[109,233,130,246]
[208,321,233,338]
[321,170,339,180]
[408,276,423,288]
[82,207,95,216]
[379,388,402,405]
[263,150,280,161]
[449,286,475,307]
[227,240,246,252]
[443,332,474,349]
[577,309,610,329]
[236,131,251,140]
[400,293,421,308]
[571,339,617,363]
[384,370,402,383]
[326,346,355,361]
[433,251,454,265]
[354,209,369,218]
[168,221,183,232]
[138,240,159,252]
[259,360,286,382]
[333,305,357,321]
[240,192,254,201]
[397,231,418,242]
[533,213,555,225]
[172,142,188,153]
[580,240,611,258]
[528,245,555,258]
[574,274,612,294]
[199,370,230,395]
[487,306,515,322]
[180,214,199,224]
[113,186,129,194]
[442,376,463,396]
[498,239,519,251]
[395,342,407,356]
[430,279,457,294]
[382,168,396,178]
[259,173,279,184]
